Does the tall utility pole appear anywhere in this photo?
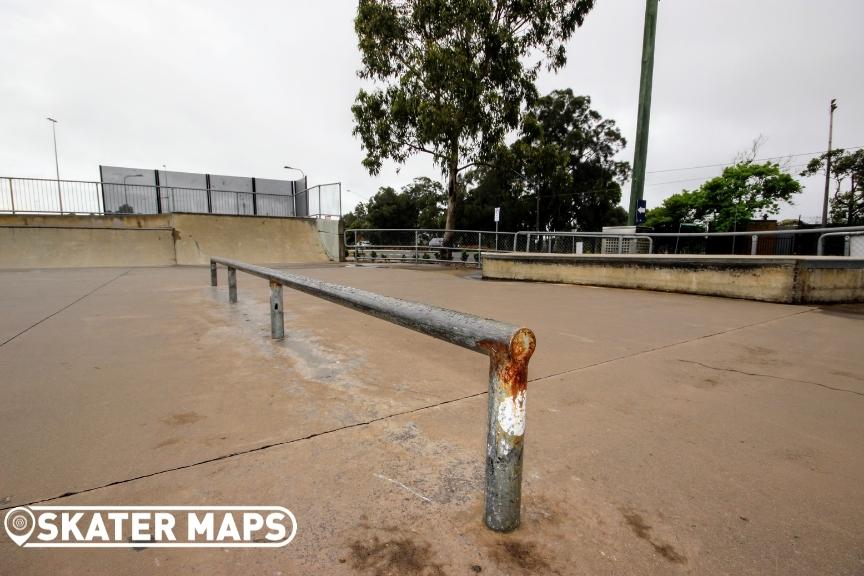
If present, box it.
[46,117,62,213]
[821,98,838,226]
[627,0,659,226]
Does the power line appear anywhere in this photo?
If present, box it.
[645,162,811,188]
[645,145,863,175]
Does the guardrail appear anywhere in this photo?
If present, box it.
[643,225,864,256]
[817,230,864,256]
[345,228,519,266]
[209,257,536,532]
[516,231,654,254]
[0,176,342,219]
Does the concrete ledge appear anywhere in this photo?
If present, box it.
[481,253,864,304]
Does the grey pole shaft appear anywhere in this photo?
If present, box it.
[823,100,837,226]
[228,268,237,303]
[51,122,62,214]
[270,281,284,339]
[484,329,535,532]
[844,236,851,257]
[751,235,758,255]
[210,262,218,286]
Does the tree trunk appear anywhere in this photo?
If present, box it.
[443,156,459,245]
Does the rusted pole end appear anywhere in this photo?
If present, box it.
[228,267,237,303]
[210,261,218,286]
[484,327,536,532]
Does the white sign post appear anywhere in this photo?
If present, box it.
[494,207,501,250]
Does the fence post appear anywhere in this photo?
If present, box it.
[8,179,14,214]
[844,235,851,257]
[751,235,758,255]
[228,267,237,303]
[484,328,536,532]
[210,262,218,286]
[270,281,284,339]
[414,230,419,262]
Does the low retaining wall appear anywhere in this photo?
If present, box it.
[481,253,864,304]
[0,213,332,268]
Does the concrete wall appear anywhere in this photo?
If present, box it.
[171,214,328,265]
[482,253,864,304]
[0,213,331,268]
[315,218,344,262]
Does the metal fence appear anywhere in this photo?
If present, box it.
[516,231,653,255]
[643,226,864,257]
[345,229,519,265]
[0,177,342,219]
[209,257,536,532]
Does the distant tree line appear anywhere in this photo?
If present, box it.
[345,89,630,232]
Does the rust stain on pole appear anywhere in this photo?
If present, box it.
[480,328,536,532]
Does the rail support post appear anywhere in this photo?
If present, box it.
[270,281,284,339]
[210,261,218,286]
[844,235,851,257]
[751,234,758,255]
[228,267,237,303]
[483,328,536,532]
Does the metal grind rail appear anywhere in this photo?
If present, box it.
[209,257,536,532]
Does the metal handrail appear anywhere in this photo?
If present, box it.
[817,230,864,256]
[209,257,536,532]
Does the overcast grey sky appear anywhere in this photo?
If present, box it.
[1,0,861,222]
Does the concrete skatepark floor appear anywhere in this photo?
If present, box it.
[1,264,863,575]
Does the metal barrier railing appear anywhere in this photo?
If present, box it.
[643,225,864,256]
[209,257,536,532]
[0,176,342,219]
[345,228,519,266]
[516,231,654,254]
[817,230,864,256]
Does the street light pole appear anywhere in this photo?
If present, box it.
[284,166,306,217]
[822,99,838,226]
[46,117,62,213]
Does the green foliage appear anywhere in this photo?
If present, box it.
[646,162,801,232]
[801,149,864,225]
[352,0,596,233]
[460,89,629,231]
[342,177,445,229]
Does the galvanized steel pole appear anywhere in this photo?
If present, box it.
[210,261,218,286]
[751,235,758,255]
[228,267,237,303]
[270,281,284,339]
[484,328,536,532]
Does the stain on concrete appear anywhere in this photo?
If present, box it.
[490,540,551,573]
[621,510,686,564]
[348,535,446,576]
[153,437,180,449]
[160,411,204,426]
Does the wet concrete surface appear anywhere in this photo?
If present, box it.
[0,264,862,575]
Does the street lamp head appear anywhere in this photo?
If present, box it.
[46,117,57,123]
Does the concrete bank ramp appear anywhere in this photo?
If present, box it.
[0,213,332,268]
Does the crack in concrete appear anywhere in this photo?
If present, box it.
[0,299,827,510]
[0,269,131,350]
[529,307,818,384]
[0,389,488,511]
[678,359,864,398]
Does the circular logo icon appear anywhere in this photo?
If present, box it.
[4,507,35,546]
